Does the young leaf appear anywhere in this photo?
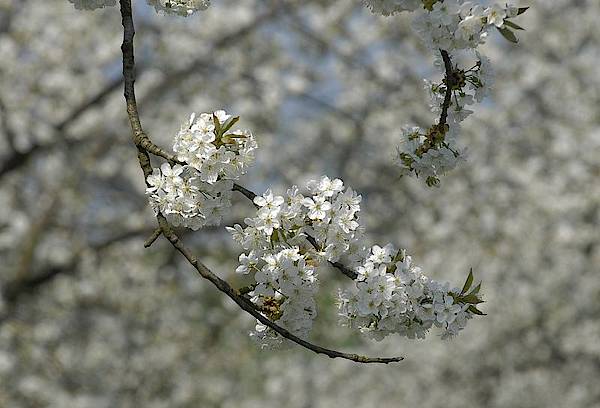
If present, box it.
[468,305,487,316]
[212,113,222,135]
[461,294,484,304]
[497,26,519,43]
[461,268,474,294]
[504,20,525,30]
[468,281,482,296]
[221,116,240,134]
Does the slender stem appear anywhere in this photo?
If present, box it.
[143,227,162,248]
[118,0,402,364]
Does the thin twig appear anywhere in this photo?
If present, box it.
[143,227,162,248]
[232,183,257,201]
[119,0,403,364]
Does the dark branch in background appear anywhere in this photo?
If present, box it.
[0,225,160,326]
[0,77,123,180]
[119,0,402,364]
[0,9,282,183]
[0,96,17,151]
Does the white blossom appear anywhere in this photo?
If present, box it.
[146,110,256,229]
[338,244,475,340]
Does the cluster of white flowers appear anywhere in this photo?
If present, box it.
[338,244,481,340]
[363,0,526,185]
[394,125,464,186]
[394,52,493,185]
[243,247,319,347]
[227,176,367,345]
[67,0,210,15]
[146,110,257,229]
[172,110,256,183]
[228,176,483,345]
[411,2,519,51]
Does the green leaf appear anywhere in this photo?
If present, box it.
[221,116,240,133]
[517,7,529,15]
[504,20,525,30]
[461,268,474,294]
[468,305,487,316]
[212,113,222,135]
[497,26,519,43]
[468,281,482,296]
[461,294,484,304]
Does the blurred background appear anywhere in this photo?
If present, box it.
[1,0,599,407]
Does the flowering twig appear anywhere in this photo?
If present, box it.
[118,0,403,364]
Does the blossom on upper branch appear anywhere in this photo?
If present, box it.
[360,0,528,186]
[67,0,210,15]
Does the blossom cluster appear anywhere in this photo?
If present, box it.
[139,107,483,345]
[338,245,482,340]
[227,176,367,345]
[363,0,527,185]
[172,110,256,183]
[243,247,319,348]
[67,0,210,15]
[146,110,257,229]
[411,2,520,51]
[228,175,483,345]
[394,52,494,185]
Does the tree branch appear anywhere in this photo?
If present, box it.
[119,0,402,364]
